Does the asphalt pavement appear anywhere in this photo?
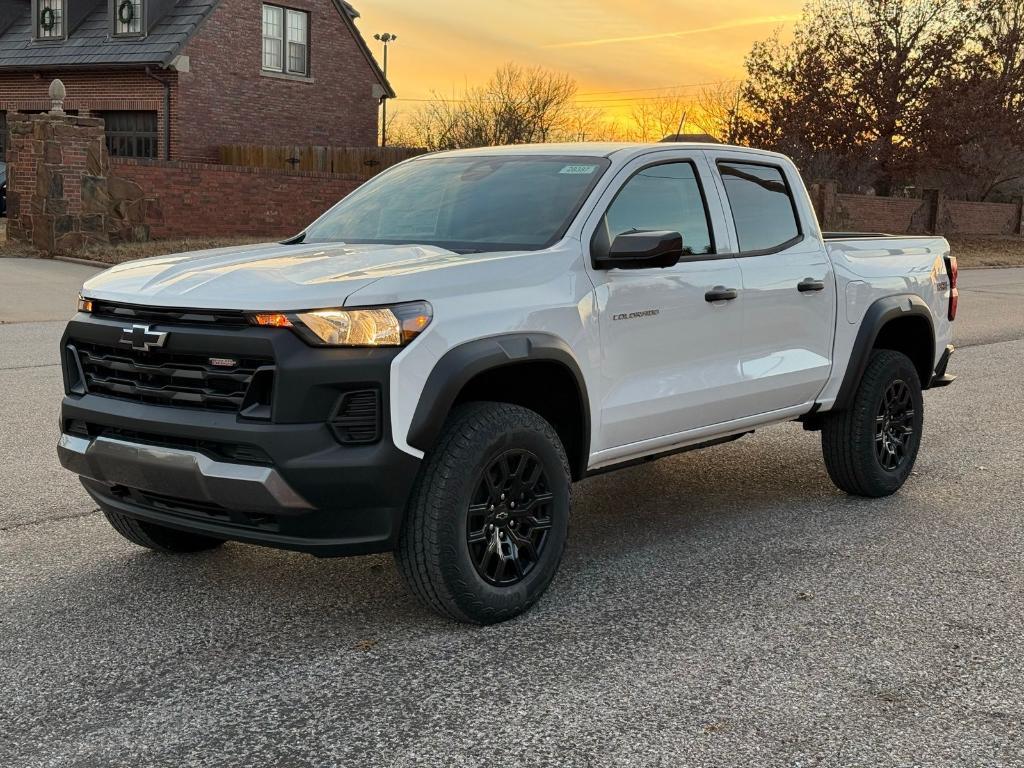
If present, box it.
[1,257,1023,767]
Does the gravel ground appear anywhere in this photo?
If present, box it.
[1,260,1022,767]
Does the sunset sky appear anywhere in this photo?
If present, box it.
[355,0,804,121]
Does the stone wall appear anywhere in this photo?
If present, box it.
[5,111,156,252]
[5,106,362,253]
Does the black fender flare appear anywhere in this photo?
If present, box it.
[833,293,935,410]
[406,333,591,476]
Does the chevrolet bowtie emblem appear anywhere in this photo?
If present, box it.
[119,324,168,352]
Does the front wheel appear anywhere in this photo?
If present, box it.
[821,349,924,497]
[395,402,571,624]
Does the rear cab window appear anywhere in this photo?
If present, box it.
[716,160,803,254]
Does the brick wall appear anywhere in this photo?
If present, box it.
[942,200,1021,235]
[0,70,180,159]
[833,194,932,234]
[110,158,362,239]
[177,0,382,162]
[813,186,1024,236]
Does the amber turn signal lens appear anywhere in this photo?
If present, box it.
[252,313,293,327]
[77,295,93,313]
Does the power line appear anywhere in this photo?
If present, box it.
[390,78,743,106]
[576,78,740,97]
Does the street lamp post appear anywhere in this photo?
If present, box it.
[374,32,397,147]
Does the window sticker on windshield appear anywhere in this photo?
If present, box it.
[559,164,598,175]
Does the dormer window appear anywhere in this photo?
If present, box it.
[36,0,65,40]
[114,0,143,36]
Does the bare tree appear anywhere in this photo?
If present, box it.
[692,83,746,144]
[405,64,584,150]
[918,0,1024,198]
[627,90,692,142]
[738,0,976,194]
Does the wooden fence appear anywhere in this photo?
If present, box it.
[217,145,426,179]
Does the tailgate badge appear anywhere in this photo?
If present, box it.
[119,324,168,352]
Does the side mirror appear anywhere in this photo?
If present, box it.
[593,230,683,270]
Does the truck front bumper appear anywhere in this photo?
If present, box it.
[58,394,422,556]
[58,312,422,557]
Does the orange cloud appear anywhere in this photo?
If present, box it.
[544,14,801,48]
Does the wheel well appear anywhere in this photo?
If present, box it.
[453,361,588,481]
[872,316,934,386]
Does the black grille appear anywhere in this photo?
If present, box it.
[330,389,381,444]
[74,342,272,413]
[89,300,250,327]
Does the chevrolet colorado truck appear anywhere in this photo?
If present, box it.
[58,143,958,624]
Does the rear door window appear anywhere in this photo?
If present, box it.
[717,161,801,253]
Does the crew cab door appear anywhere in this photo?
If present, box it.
[708,154,836,414]
[584,151,745,452]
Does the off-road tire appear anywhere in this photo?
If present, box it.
[102,509,226,553]
[822,349,924,497]
[395,402,572,624]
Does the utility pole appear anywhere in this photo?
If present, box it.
[374,32,397,147]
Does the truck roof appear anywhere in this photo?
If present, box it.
[424,142,789,163]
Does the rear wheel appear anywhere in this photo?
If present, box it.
[395,402,571,624]
[822,349,924,497]
[102,510,225,553]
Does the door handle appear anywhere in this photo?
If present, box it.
[797,278,826,292]
[704,286,738,302]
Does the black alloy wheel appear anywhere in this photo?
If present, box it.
[821,349,924,498]
[875,379,915,471]
[395,402,571,624]
[467,449,554,586]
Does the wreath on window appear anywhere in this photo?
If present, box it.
[117,0,135,26]
[39,6,56,31]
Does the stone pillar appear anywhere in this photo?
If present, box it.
[813,180,838,230]
[6,110,112,253]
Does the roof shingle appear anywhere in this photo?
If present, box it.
[0,0,219,69]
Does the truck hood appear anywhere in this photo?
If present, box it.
[80,241,496,310]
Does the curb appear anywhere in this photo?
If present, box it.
[53,255,111,268]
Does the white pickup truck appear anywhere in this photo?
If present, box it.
[58,143,957,624]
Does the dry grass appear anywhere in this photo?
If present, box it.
[70,237,268,265]
[1,220,1021,269]
[0,233,267,265]
[947,235,1024,269]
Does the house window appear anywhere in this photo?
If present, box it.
[36,0,65,39]
[262,4,309,76]
[98,111,158,158]
[0,111,6,159]
[114,0,143,36]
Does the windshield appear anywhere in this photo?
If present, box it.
[303,155,611,252]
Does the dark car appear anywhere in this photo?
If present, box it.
[0,161,7,217]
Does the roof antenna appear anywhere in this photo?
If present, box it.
[674,110,687,139]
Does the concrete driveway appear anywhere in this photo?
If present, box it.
[1,257,1023,767]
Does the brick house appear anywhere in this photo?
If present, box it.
[0,0,393,162]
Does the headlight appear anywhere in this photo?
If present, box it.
[253,301,432,347]
[77,294,93,313]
